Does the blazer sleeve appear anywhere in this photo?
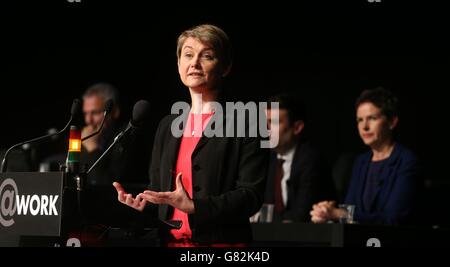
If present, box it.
[142,118,165,216]
[283,153,329,222]
[190,136,270,226]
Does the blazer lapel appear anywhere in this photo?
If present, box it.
[265,152,278,203]
[287,143,302,204]
[375,144,400,210]
[159,114,185,221]
[358,152,372,207]
[161,114,186,192]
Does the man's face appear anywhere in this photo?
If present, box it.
[83,95,105,131]
[266,108,302,154]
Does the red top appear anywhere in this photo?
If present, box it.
[169,112,213,241]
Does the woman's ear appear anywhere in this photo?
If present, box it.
[389,116,399,130]
[222,63,232,77]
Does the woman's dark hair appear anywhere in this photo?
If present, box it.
[355,87,398,120]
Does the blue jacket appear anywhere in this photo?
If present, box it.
[345,143,422,225]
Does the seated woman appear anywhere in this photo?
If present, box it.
[310,87,422,225]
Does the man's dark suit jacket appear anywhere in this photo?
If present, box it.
[264,141,336,222]
[345,143,423,225]
[147,113,269,244]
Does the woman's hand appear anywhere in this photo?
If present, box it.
[112,181,147,212]
[310,200,348,223]
[141,172,195,214]
[310,200,336,223]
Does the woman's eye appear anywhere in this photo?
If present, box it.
[203,54,214,60]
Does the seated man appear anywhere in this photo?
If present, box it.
[262,93,336,222]
[81,83,151,224]
[80,82,151,186]
[41,83,151,227]
[81,82,122,185]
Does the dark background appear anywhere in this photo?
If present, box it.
[1,1,449,222]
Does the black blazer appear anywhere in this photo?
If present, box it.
[148,113,269,244]
[264,141,336,222]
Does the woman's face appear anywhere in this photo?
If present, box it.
[178,37,223,92]
[356,102,396,148]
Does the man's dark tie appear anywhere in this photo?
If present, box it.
[274,158,285,213]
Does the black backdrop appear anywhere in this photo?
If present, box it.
[1,1,449,213]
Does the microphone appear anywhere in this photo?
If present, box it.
[87,100,150,175]
[1,99,82,173]
[81,99,114,141]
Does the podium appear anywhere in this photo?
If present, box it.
[0,172,64,246]
[251,222,450,247]
[1,172,164,247]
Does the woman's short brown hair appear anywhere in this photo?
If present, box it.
[176,24,233,71]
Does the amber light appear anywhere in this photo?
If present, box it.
[68,126,81,153]
[69,139,81,152]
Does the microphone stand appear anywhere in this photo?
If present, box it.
[60,168,87,245]
[87,126,130,175]
[1,115,74,173]
[1,98,81,173]
[82,99,113,142]
[81,111,107,141]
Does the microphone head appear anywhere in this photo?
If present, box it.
[131,100,150,128]
[71,99,82,116]
[104,99,114,114]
